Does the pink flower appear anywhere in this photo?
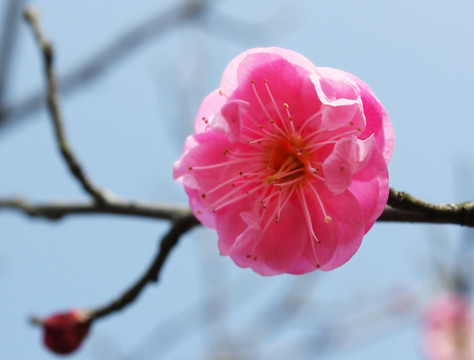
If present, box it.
[42,310,90,355]
[173,47,394,275]
[422,293,474,360]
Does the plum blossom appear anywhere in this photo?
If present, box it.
[173,47,394,275]
[422,293,474,360]
[42,310,91,355]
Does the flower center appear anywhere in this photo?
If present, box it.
[264,138,308,185]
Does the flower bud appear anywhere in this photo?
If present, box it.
[42,310,90,355]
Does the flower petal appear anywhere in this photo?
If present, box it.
[288,186,365,273]
[217,201,307,276]
[221,47,317,97]
[194,89,227,133]
[208,99,249,143]
[323,135,376,194]
[349,146,389,233]
[310,68,365,131]
[343,71,394,163]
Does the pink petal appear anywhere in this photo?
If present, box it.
[310,68,365,131]
[349,147,389,232]
[173,131,238,228]
[288,186,365,273]
[343,71,395,163]
[229,53,322,136]
[323,135,376,194]
[221,47,317,97]
[217,201,307,276]
[208,99,249,143]
[194,89,227,133]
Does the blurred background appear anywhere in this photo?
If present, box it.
[1,0,473,359]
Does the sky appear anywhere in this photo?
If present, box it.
[1,0,474,359]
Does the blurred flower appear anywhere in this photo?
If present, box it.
[42,310,90,355]
[174,47,394,275]
[422,293,474,360]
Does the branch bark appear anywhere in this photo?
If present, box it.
[88,212,198,320]
[2,193,473,227]
[24,7,108,204]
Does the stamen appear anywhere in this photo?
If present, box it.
[204,174,250,197]
[297,187,321,267]
[298,110,322,133]
[250,80,274,124]
[273,167,305,181]
[275,185,296,223]
[307,182,332,223]
[273,175,306,187]
[263,80,284,124]
[209,181,267,212]
[283,103,297,134]
[247,204,282,256]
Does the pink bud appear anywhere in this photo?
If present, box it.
[42,310,90,355]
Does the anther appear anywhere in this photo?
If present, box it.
[188,166,193,170]
[324,216,332,223]
[197,210,202,215]
[201,193,207,199]
[357,127,362,132]
[250,79,255,84]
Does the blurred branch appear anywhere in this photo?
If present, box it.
[24,7,108,203]
[89,212,198,320]
[0,0,212,133]
[0,0,25,106]
[0,197,192,221]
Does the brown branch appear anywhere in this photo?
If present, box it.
[0,196,193,221]
[0,0,212,133]
[88,213,198,320]
[378,188,474,227]
[24,7,108,204]
[2,189,473,227]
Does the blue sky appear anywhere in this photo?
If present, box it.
[1,0,473,359]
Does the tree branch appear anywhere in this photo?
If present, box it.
[24,7,108,204]
[0,0,212,133]
[2,191,473,227]
[378,188,474,227]
[88,213,198,320]
[0,0,26,106]
[0,196,193,221]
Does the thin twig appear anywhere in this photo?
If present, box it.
[88,213,198,320]
[0,0,26,106]
[0,196,193,221]
[0,0,212,132]
[24,7,108,204]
